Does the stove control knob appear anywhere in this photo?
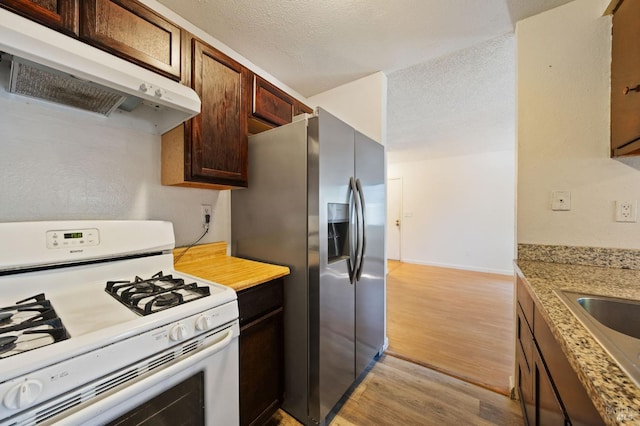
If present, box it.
[195,314,213,331]
[169,323,188,341]
[4,379,43,410]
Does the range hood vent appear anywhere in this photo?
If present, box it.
[10,57,131,116]
[0,8,200,134]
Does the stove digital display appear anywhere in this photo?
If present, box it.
[64,232,83,239]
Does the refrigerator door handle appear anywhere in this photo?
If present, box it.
[355,178,367,280]
[348,177,360,284]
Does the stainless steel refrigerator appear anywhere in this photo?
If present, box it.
[231,108,385,425]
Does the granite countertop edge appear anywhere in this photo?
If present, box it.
[515,260,640,425]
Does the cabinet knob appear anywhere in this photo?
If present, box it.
[623,85,640,95]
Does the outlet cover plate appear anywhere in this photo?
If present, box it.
[201,204,212,227]
[615,200,637,223]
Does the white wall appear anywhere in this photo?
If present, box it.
[388,151,515,274]
[386,33,516,274]
[0,95,230,247]
[517,0,640,249]
[307,72,388,145]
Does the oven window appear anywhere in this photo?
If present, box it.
[106,372,204,425]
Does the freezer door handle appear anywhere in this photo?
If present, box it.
[355,178,366,280]
[348,177,360,284]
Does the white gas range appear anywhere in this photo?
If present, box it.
[0,221,239,426]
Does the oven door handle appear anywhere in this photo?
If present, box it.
[55,327,235,426]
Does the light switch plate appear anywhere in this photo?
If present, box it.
[551,191,571,211]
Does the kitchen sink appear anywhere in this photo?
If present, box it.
[577,296,640,339]
[554,290,640,387]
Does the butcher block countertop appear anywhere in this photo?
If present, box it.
[173,242,290,292]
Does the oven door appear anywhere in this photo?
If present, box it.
[52,323,239,426]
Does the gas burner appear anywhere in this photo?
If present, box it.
[154,293,180,307]
[105,272,210,316]
[0,335,17,354]
[0,311,12,325]
[132,282,156,293]
[0,294,69,358]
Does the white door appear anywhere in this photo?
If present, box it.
[387,178,402,260]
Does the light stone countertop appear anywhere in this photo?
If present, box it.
[515,260,640,425]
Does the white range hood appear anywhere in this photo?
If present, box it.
[0,8,200,135]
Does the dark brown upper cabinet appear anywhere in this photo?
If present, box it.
[611,0,640,156]
[79,0,181,80]
[248,75,313,135]
[0,0,79,36]
[161,36,250,190]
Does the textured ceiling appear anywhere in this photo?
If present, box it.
[155,0,574,155]
[387,33,515,161]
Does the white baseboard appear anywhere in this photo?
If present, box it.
[399,258,513,276]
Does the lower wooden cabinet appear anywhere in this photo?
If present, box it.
[237,279,284,426]
[515,276,603,426]
[515,304,535,424]
[533,347,566,425]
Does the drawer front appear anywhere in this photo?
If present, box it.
[237,278,284,326]
[516,276,534,329]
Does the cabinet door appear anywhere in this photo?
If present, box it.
[534,349,567,425]
[79,0,181,80]
[253,75,295,126]
[239,309,284,426]
[611,0,640,156]
[294,99,314,116]
[516,306,535,425]
[251,75,314,130]
[237,280,284,426]
[534,305,604,426]
[189,38,249,187]
[0,0,78,35]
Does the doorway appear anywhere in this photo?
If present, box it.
[386,178,402,260]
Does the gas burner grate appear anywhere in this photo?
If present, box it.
[0,293,69,358]
[105,271,210,316]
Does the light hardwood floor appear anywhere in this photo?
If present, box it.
[269,260,522,425]
[386,260,515,395]
[269,354,522,425]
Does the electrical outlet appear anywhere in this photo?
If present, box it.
[615,201,637,223]
[200,204,212,227]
